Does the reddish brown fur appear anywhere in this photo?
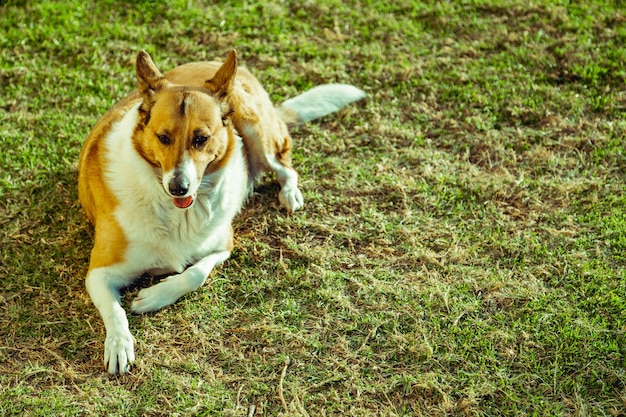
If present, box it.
[78,94,141,271]
[133,87,234,178]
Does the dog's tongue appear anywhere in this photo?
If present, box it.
[173,196,193,209]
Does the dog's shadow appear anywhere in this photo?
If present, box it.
[0,167,105,372]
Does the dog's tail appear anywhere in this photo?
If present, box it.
[276,84,366,126]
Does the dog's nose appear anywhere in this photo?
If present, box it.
[168,173,190,196]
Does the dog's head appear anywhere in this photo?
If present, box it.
[132,50,237,209]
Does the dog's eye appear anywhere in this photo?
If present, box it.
[192,135,209,148]
[157,134,171,145]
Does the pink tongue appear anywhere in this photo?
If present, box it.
[173,196,193,209]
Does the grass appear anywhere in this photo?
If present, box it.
[1,0,625,415]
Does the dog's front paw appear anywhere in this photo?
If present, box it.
[131,278,180,314]
[104,330,134,374]
[279,186,304,212]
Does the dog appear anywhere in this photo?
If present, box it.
[77,49,365,374]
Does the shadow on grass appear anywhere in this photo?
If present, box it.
[0,167,103,376]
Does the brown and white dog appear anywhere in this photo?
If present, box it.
[77,50,365,374]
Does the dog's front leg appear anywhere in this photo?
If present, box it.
[86,267,135,374]
[130,250,231,314]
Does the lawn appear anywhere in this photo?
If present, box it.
[1,0,625,415]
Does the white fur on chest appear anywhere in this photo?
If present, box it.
[102,103,249,276]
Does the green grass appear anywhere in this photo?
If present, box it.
[1,0,626,415]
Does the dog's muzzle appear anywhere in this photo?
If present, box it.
[167,171,194,209]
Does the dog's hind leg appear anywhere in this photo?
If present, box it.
[239,120,304,212]
[265,151,303,212]
[130,250,231,314]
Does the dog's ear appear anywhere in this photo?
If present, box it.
[136,50,169,125]
[205,50,237,98]
[136,50,169,95]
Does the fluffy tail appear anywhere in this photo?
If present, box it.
[277,84,366,126]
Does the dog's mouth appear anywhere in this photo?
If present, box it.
[173,195,194,209]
